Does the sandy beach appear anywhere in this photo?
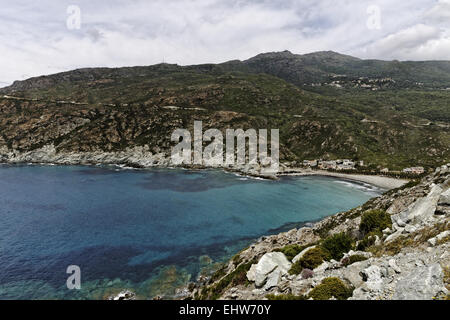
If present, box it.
[280,169,409,190]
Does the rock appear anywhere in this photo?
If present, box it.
[435,189,450,215]
[392,185,443,228]
[427,230,450,247]
[404,224,417,234]
[263,269,281,291]
[246,252,292,288]
[313,261,330,274]
[360,265,383,291]
[109,290,136,300]
[384,231,403,243]
[388,259,401,274]
[292,245,316,264]
[393,264,446,300]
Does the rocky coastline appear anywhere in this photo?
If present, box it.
[2,145,448,300]
[189,164,450,300]
[0,144,408,187]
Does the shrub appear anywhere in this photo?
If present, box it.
[320,233,354,260]
[300,268,314,279]
[356,231,378,251]
[289,246,331,274]
[266,293,307,300]
[274,244,308,261]
[308,277,354,300]
[359,209,392,236]
[341,254,368,267]
[288,262,304,275]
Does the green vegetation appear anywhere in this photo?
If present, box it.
[359,210,392,236]
[289,233,354,274]
[308,277,354,300]
[289,247,331,275]
[0,51,449,169]
[320,233,354,260]
[274,244,311,261]
[199,259,256,300]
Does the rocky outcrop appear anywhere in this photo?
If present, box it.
[193,164,450,300]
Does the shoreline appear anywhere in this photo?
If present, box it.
[278,169,409,190]
[0,160,409,190]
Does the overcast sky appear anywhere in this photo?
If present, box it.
[1,0,450,86]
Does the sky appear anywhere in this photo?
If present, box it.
[1,0,450,86]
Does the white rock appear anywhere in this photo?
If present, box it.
[427,230,450,247]
[263,269,282,291]
[393,264,445,300]
[313,261,330,274]
[388,259,401,273]
[246,252,292,288]
[360,265,383,291]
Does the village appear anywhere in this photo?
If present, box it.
[299,159,425,175]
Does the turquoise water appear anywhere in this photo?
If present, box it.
[0,165,380,299]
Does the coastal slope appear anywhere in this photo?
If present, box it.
[192,164,450,300]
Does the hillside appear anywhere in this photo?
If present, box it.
[0,51,449,170]
[191,164,450,300]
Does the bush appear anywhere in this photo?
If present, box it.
[289,246,331,274]
[274,244,308,261]
[359,209,392,236]
[356,232,378,251]
[308,277,354,300]
[320,233,354,260]
[341,254,368,267]
[300,268,314,279]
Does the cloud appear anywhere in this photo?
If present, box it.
[0,0,449,86]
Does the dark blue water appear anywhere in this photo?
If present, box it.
[0,165,380,299]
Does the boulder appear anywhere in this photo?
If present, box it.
[246,252,291,288]
[360,265,383,291]
[393,264,446,300]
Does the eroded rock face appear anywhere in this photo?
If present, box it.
[393,264,446,300]
[392,184,443,229]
